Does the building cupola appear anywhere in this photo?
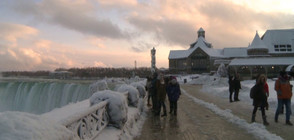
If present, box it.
[247,31,269,56]
[198,27,205,38]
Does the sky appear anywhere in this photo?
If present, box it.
[0,0,294,71]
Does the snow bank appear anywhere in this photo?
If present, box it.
[188,75,220,85]
[119,107,147,140]
[96,106,147,140]
[0,112,74,140]
[131,82,146,98]
[117,84,139,107]
[89,80,109,94]
[90,90,128,129]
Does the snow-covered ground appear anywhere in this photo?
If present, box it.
[182,74,294,109]
[0,74,293,140]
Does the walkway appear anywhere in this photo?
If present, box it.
[134,85,258,140]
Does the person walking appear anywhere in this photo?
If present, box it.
[233,73,241,101]
[150,72,158,114]
[166,76,181,115]
[228,75,234,102]
[250,74,269,125]
[156,73,167,117]
[274,71,293,125]
[145,76,152,107]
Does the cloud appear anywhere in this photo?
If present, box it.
[12,0,124,39]
[86,37,106,48]
[0,23,78,71]
[98,0,138,7]
[94,61,111,67]
[0,22,38,47]
[127,14,199,47]
[127,0,294,48]
[34,40,52,52]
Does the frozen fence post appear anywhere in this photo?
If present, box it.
[59,101,109,140]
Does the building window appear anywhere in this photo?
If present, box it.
[287,45,292,51]
[274,44,292,52]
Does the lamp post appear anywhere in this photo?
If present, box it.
[151,47,156,74]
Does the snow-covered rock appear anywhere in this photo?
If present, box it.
[0,112,74,140]
[90,90,128,129]
[117,84,139,107]
[89,80,109,94]
[131,82,146,98]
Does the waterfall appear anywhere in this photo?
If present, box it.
[0,80,92,114]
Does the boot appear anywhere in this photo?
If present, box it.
[161,111,167,117]
[262,115,269,126]
[174,110,177,116]
[275,117,278,123]
[169,108,173,114]
[251,114,256,122]
[286,121,293,126]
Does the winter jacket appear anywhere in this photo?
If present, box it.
[166,81,181,102]
[149,78,158,96]
[250,83,267,107]
[233,78,241,90]
[264,82,269,97]
[275,76,292,99]
[228,76,234,92]
[156,80,167,102]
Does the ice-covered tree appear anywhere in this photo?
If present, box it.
[216,63,228,77]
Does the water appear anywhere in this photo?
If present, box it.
[0,78,93,114]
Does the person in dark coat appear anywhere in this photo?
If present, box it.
[228,75,234,102]
[233,73,241,101]
[250,75,269,125]
[155,73,167,117]
[145,76,152,106]
[166,76,181,115]
[150,72,158,113]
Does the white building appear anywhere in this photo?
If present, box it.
[169,28,294,78]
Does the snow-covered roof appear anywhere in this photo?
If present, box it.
[262,29,294,53]
[168,50,189,59]
[286,64,294,72]
[223,47,247,57]
[229,57,294,66]
[169,37,223,59]
[169,28,294,60]
[248,32,268,49]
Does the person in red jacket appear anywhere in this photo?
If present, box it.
[274,71,293,125]
[260,74,269,110]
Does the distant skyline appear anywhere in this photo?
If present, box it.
[0,0,294,71]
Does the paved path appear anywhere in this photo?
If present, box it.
[182,84,294,140]
[134,85,258,140]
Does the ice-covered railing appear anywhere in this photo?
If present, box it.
[59,101,109,139]
[43,91,132,140]
[42,77,147,140]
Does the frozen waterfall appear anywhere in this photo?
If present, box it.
[0,80,92,114]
